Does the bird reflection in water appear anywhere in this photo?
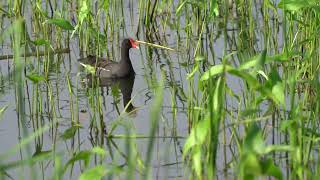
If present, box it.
[82,73,137,116]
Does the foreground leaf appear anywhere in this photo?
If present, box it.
[32,39,50,46]
[46,18,74,30]
[26,73,46,83]
[200,65,233,81]
[60,126,80,140]
[79,165,108,180]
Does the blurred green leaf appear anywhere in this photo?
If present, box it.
[241,153,261,176]
[65,151,91,169]
[26,73,46,83]
[267,53,290,62]
[200,65,233,81]
[183,114,210,154]
[186,64,199,80]
[195,55,205,62]
[272,82,285,106]
[79,165,108,180]
[257,70,269,80]
[209,0,219,19]
[261,158,283,179]
[46,18,74,30]
[264,145,293,154]
[228,69,260,89]
[32,150,52,157]
[240,125,284,179]
[60,126,80,140]
[266,68,285,106]
[213,77,224,112]
[280,119,296,132]
[79,1,90,24]
[0,150,54,170]
[240,51,293,72]
[239,50,266,71]
[192,146,202,178]
[31,38,50,46]
[201,62,261,90]
[91,147,106,157]
[64,147,109,174]
[243,125,264,154]
[278,0,310,11]
[79,63,96,74]
[255,50,267,76]
[239,55,260,70]
[103,0,109,10]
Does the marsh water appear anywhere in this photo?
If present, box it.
[1,0,317,179]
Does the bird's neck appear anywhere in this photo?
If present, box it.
[121,47,130,62]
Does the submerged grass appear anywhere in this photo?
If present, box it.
[0,0,320,179]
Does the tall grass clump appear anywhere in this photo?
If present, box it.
[181,0,320,179]
[1,0,320,179]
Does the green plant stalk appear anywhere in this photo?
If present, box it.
[144,73,164,179]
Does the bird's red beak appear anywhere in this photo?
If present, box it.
[129,38,139,49]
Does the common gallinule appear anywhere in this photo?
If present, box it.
[79,38,139,78]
